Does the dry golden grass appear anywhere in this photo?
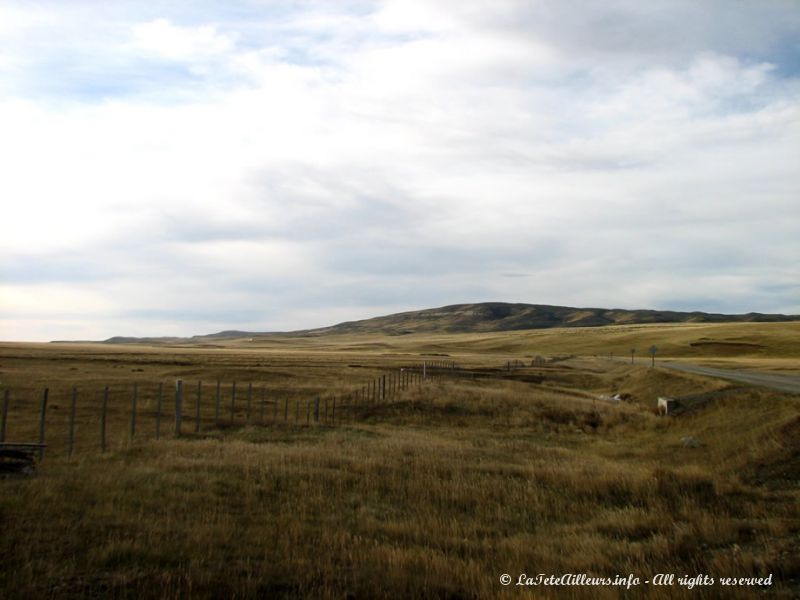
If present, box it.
[227,320,800,363]
[0,328,798,599]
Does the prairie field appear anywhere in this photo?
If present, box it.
[0,322,798,599]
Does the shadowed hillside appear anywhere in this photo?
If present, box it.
[298,302,798,336]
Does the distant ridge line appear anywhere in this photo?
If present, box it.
[77,302,800,344]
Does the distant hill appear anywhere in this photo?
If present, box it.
[297,303,800,336]
[91,302,799,344]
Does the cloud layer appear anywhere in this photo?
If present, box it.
[2,1,799,340]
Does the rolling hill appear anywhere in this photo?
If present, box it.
[94,302,799,343]
[299,302,799,335]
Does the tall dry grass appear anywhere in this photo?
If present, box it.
[0,343,797,598]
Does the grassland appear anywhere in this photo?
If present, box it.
[0,322,798,598]
[233,320,800,367]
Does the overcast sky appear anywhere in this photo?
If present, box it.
[1,1,799,341]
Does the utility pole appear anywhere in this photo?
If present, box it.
[630,348,636,365]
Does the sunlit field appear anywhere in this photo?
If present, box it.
[0,323,798,598]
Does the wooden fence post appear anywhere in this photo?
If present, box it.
[284,398,289,422]
[214,380,221,423]
[156,382,163,439]
[230,382,237,424]
[0,389,9,443]
[314,397,320,423]
[175,380,183,437]
[332,396,336,425]
[68,387,77,457]
[295,399,300,424]
[38,388,48,460]
[195,381,202,433]
[101,386,108,453]
[246,383,252,425]
[130,383,138,442]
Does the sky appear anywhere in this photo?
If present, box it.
[1,0,799,341]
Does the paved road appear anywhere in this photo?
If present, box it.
[659,362,800,395]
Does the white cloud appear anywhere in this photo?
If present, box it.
[0,1,798,341]
[0,5,52,34]
[130,18,235,62]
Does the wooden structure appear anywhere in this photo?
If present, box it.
[0,443,46,474]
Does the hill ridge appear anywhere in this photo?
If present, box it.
[88,302,800,344]
[300,302,799,336]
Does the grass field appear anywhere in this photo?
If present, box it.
[0,323,798,598]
